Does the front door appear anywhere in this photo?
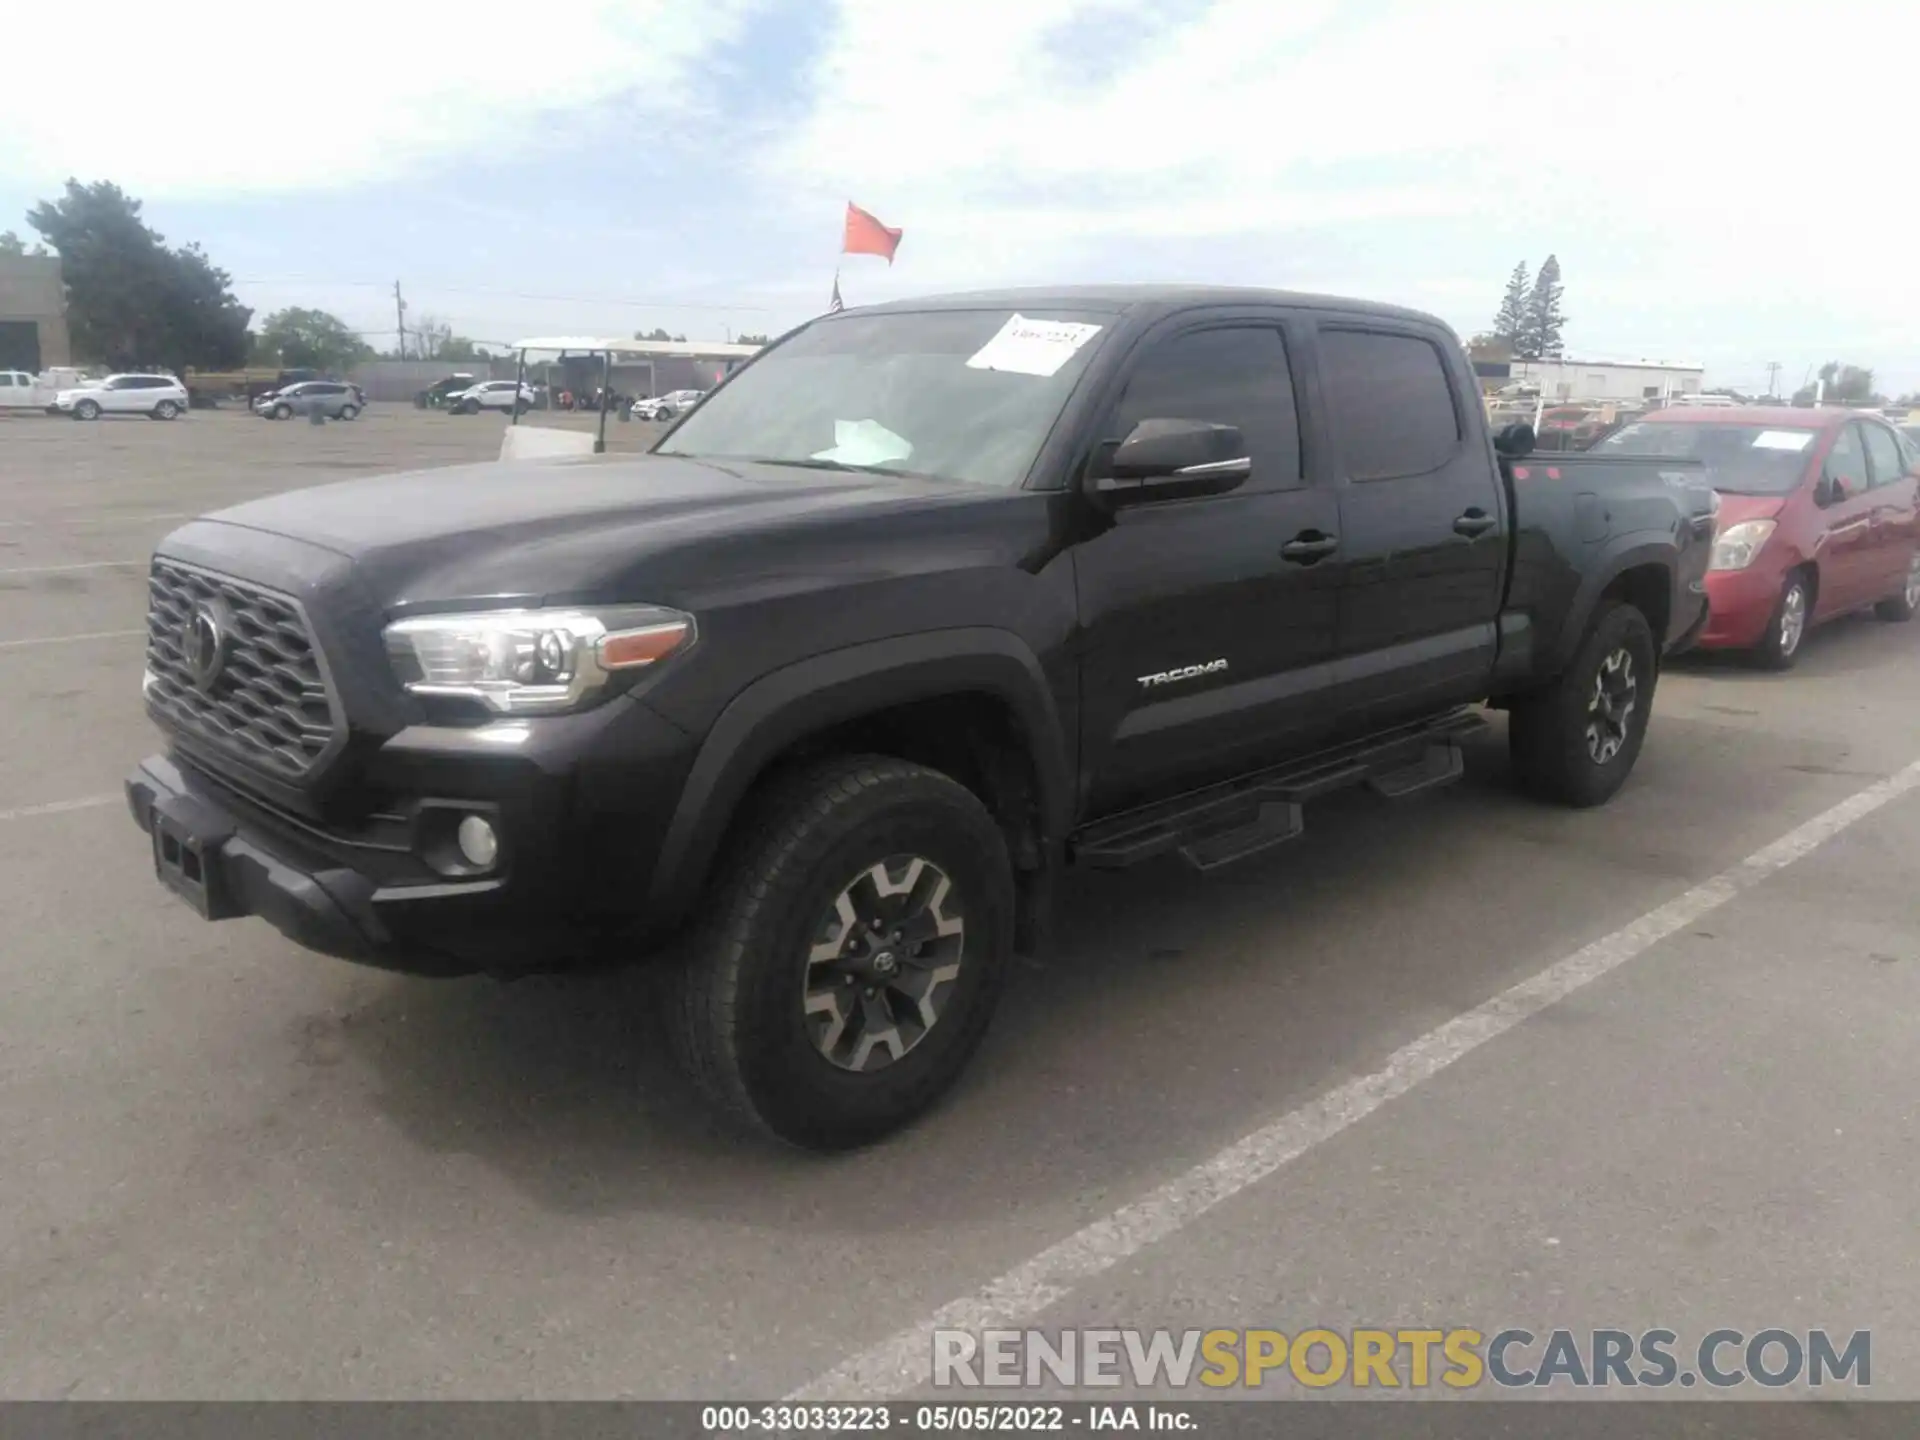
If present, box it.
[1074,318,1343,817]
[1312,322,1505,732]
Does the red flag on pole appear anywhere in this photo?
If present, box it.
[842,202,902,264]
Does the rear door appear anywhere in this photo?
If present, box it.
[1860,419,1919,601]
[1073,313,1344,815]
[1311,320,1505,730]
[1813,422,1878,614]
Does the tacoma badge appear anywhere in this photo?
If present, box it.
[1137,659,1229,689]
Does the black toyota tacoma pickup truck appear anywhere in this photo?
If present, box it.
[127,286,1716,1149]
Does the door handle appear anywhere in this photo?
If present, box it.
[1280,531,1339,563]
[1453,509,1496,538]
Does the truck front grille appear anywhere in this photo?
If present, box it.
[144,559,342,781]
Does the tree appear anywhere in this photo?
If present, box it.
[255,307,374,373]
[26,180,251,372]
[1492,262,1529,347]
[0,229,49,258]
[636,327,687,343]
[408,313,455,360]
[736,332,771,346]
[1794,361,1880,408]
[1516,254,1566,360]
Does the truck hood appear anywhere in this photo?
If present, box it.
[183,453,1023,611]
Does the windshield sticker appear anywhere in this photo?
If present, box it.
[965,314,1103,377]
[811,418,914,468]
[1751,430,1814,452]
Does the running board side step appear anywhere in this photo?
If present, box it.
[1073,709,1487,873]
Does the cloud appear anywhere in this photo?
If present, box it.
[767,0,1920,353]
[9,0,764,196]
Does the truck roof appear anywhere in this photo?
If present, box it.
[846,283,1443,327]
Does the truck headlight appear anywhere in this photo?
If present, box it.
[1710,519,1776,571]
[383,605,694,714]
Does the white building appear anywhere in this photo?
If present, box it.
[1504,356,1706,404]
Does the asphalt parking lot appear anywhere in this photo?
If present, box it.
[2,404,1917,1406]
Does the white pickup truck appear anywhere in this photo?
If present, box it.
[0,367,86,410]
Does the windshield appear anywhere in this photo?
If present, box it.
[1596,421,1820,495]
[657,308,1111,487]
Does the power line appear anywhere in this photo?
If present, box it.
[234,276,772,313]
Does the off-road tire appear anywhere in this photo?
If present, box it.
[669,755,1014,1151]
[1750,569,1812,670]
[1509,600,1657,809]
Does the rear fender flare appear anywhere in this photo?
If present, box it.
[644,629,1071,922]
[1546,536,1677,675]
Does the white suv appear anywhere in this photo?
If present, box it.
[450,381,535,415]
[54,374,190,421]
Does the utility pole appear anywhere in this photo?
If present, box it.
[1764,361,1781,400]
[393,281,407,360]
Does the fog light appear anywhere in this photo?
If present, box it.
[455,815,499,869]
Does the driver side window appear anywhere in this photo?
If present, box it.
[1825,424,1869,498]
[1110,325,1301,490]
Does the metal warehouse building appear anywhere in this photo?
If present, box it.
[1504,355,1705,403]
[0,255,72,372]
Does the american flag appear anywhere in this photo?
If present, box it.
[828,274,844,313]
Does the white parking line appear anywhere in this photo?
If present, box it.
[787,756,1920,1403]
[0,560,143,577]
[0,628,145,651]
[0,794,120,824]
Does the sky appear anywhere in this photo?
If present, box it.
[7,0,1919,395]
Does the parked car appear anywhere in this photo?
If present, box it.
[449,380,534,415]
[414,374,480,409]
[53,374,189,421]
[1535,405,1609,452]
[1596,406,1920,667]
[631,389,704,421]
[254,381,363,421]
[125,284,1715,1150]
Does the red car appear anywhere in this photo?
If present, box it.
[1595,406,1920,667]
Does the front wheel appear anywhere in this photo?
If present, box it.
[1874,555,1919,623]
[1509,600,1657,809]
[271,403,292,420]
[73,399,100,421]
[669,756,1014,1151]
[1750,570,1811,669]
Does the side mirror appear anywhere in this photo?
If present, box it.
[1088,419,1251,506]
[1819,472,1856,505]
[1494,421,1536,458]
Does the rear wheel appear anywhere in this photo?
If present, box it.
[669,756,1014,1151]
[1874,555,1919,623]
[1509,600,1657,809]
[1750,570,1811,669]
[339,404,360,421]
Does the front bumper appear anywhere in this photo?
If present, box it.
[126,693,697,976]
[1696,564,1782,650]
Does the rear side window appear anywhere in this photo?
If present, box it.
[1110,325,1301,489]
[1319,329,1461,481]
[1862,423,1905,486]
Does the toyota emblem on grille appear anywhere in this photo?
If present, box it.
[181,600,233,691]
